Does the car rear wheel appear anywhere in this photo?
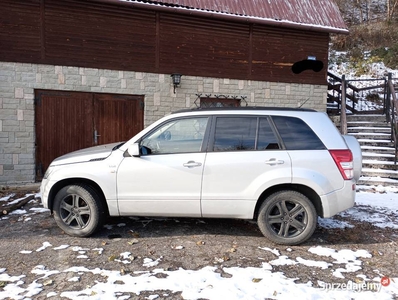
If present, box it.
[257,190,317,245]
[53,184,105,237]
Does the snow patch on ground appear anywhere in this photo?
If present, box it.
[0,189,398,299]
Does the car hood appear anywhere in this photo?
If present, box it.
[51,142,123,166]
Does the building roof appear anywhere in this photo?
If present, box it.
[116,0,348,34]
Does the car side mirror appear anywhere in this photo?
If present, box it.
[127,143,140,157]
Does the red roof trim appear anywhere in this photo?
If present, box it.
[110,0,348,34]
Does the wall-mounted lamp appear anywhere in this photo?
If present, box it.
[171,73,182,94]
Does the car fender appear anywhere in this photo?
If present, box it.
[291,166,345,196]
[44,154,122,216]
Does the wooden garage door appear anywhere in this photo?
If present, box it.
[35,90,144,180]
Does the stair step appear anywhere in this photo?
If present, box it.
[357,139,394,147]
[346,114,386,122]
[362,152,396,161]
[361,145,396,154]
[361,167,398,179]
[362,160,398,170]
[344,114,398,186]
[347,122,390,128]
[358,176,398,187]
[349,133,391,139]
[348,127,390,133]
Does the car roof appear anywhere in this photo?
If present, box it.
[173,106,316,114]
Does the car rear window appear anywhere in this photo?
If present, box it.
[272,116,325,150]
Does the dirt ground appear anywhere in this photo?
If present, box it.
[0,185,397,299]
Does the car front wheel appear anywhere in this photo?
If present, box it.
[53,184,105,237]
[257,190,317,245]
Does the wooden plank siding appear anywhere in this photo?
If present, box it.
[43,0,157,72]
[158,13,250,78]
[251,26,329,84]
[0,0,329,84]
[0,0,42,63]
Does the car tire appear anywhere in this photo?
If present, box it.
[257,190,317,245]
[53,184,105,237]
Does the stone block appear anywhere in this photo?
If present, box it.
[86,76,100,87]
[0,70,15,77]
[15,87,24,99]
[0,62,16,70]
[102,70,119,78]
[37,65,55,74]
[41,74,58,84]
[3,164,14,171]
[64,66,79,75]
[82,68,99,76]
[65,74,81,86]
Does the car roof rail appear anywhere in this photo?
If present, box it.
[173,106,317,114]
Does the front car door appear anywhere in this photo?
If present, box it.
[116,116,210,217]
[201,116,292,218]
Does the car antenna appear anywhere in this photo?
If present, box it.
[299,98,310,108]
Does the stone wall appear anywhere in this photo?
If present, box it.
[0,62,327,184]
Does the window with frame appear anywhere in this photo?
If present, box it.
[212,117,281,152]
[141,117,209,154]
[257,118,281,150]
[200,98,240,108]
[272,116,325,150]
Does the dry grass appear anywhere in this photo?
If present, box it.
[330,21,398,69]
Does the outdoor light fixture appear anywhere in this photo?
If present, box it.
[171,73,182,93]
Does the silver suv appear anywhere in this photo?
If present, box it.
[40,107,361,245]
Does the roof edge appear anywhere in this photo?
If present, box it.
[96,0,349,34]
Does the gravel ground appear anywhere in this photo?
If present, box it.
[0,185,397,299]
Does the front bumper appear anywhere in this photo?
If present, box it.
[39,178,53,209]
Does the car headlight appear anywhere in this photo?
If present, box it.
[43,166,54,179]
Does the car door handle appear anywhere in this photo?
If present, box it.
[183,161,202,168]
[265,158,284,165]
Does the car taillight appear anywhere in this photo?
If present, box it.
[329,149,354,180]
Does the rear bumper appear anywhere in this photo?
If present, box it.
[320,180,356,218]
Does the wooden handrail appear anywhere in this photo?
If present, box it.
[327,71,363,93]
[341,75,347,134]
[388,77,398,164]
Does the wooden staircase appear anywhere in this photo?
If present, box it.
[346,114,398,187]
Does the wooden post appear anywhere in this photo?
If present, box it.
[340,75,347,135]
[386,73,392,123]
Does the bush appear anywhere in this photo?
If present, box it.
[383,43,398,69]
[330,20,398,70]
[331,21,398,52]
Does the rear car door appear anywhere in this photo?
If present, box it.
[201,116,292,218]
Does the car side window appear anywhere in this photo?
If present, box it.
[213,117,257,151]
[141,117,209,154]
[257,118,281,150]
[272,116,325,150]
